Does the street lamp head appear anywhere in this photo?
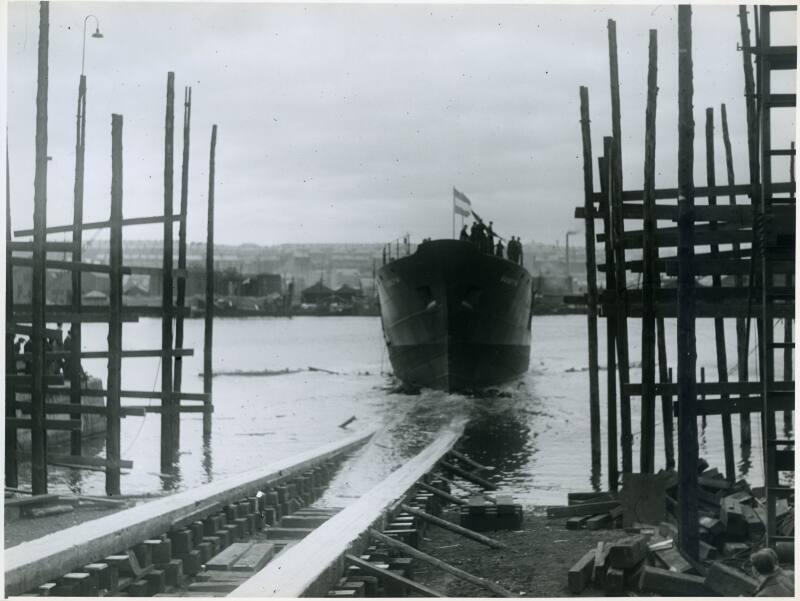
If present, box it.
[92,27,103,39]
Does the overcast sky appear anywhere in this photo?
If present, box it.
[5,1,797,246]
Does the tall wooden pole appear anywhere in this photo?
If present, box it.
[6,136,19,488]
[738,5,760,448]
[640,30,658,474]
[70,73,87,456]
[599,138,618,490]
[784,142,794,431]
[204,125,217,437]
[107,113,124,496]
[173,86,191,445]
[161,72,176,472]
[607,19,632,473]
[31,0,50,495]
[579,86,601,474]
[704,108,735,481]
[676,4,699,561]
[720,102,750,454]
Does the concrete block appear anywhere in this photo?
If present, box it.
[169,529,193,555]
[347,575,378,596]
[126,579,149,596]
[198,541,214,564]
[566,515,591,530]
[568,548,596,593]
[182,549,202,576]
[146,538,172,565]
[203,535,222,556]
[340,581,366,597]
[146,569,167,596]
[704,561,758,596]
[133,541,153,568]
[639,566,711,596]
[61,572,96,596]
[83,563,117,593]
[161,559,183,587]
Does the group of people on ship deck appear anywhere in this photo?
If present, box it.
[459,221,524,265]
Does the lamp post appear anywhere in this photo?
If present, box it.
[81,15,103,76]
[69,15,102,456]
[565,230,580,293]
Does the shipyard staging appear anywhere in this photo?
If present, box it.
[4,1,796,599]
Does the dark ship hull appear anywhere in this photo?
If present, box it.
[377,239,533,392]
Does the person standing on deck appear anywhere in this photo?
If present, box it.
[495,240,504,258]
[486,222,495,254]
[460,225,470,241]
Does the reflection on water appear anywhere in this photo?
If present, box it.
[11,315,782,507]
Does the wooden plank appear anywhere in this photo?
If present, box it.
[588,180,793,204]
[447,449,490,472]
[6,138,19,488]
[14,454,134,470]
[547,501,620,518]
[415,481,467,506]
[6,419,82,431]
[205,542,253,571]
[231,543,274,573]
[8,257,132,275]
[370,528,514,597]
[568,549,596,593]
[4,430,375,596]
[228,421,464,597]
[438,460,497,490]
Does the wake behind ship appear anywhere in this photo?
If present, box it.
[377,239,533,392]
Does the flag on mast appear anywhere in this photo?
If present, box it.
[453,187,473,217]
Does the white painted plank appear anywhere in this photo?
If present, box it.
[4,429,376,596]
[228,419,466,597]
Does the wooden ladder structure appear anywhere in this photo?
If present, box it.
[754,3,796,549]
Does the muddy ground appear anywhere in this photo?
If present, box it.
[413,507,628,597]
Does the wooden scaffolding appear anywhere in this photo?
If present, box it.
[5,1,218,496]
[572,4,795,558]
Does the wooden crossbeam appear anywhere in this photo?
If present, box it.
[589,180,794,203]
[10,401,146,417]
[16,453,134,470]
[624,381,793,397]
[8,257,133,275]
[8,241,79,253]
[6,375,64,385]
[9,324,63,337]
[14,214,182,237]
[599,301,794,319]
[78,388,210,402]
[15,348,194,359]
[6,419,82,431]
[10,313,139,324]
[679,394,795,416]
[12,305,191,320]
[133,405,213,414]
[577,203,793,224]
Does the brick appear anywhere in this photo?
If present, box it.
[704,561,758,596]
[567,549,595,593]
[639,566,711,596]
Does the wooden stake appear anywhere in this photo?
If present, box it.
[416,481,467,506]
[704,107,735,481]
[173,86,191,445]
[608,19,632,473]
[720,102,751,451]
[579,86,602,473]
[161,72,176,472]
[599,138,618,490]
[70,73,86,456]
[369,529,514,597]
[107,114,124,496]
[31,0,50,495]
[399,504,504,548]
[676,5,699,561]
[204,125,217,436]
[640,30,658,474]
[6,136,19,488]
[784,143,794,430]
